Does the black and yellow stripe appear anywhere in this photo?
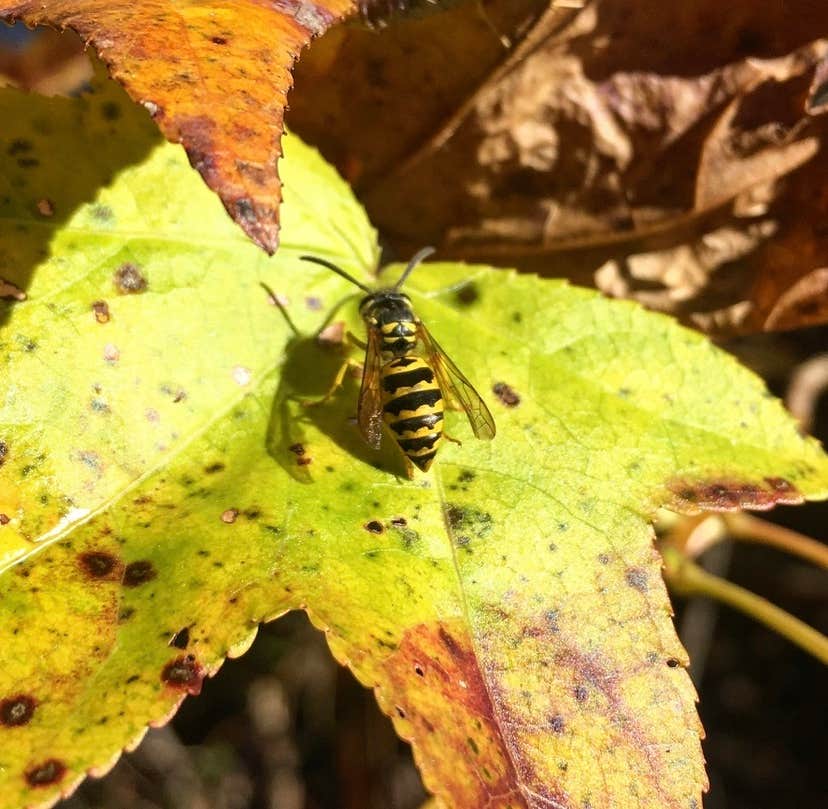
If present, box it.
[381,355,444,471]
[379,318,417,354]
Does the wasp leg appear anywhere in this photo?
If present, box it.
[442,432,463,447]
[345,331,367,350]
[303,358,363,407]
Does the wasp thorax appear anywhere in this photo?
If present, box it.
[360,291,417,356]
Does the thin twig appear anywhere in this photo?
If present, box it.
[724,512,828,570]
[662,545,828,665]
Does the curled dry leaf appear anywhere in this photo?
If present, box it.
[289,0,828,335]
[0,0,357,253]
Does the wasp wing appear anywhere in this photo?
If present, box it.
[357,325,385,449]
[416,322,496,440]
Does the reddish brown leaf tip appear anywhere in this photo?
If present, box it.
[383,622,526,808]
[666,476,802,513]
[161,654,204,695]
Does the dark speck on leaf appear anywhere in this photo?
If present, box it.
[0,514,9,525]
[666,658,681,668]
[0,441,7,466]
[7,138,32,155]
[455,283,479,305]
[391,516,407,527]
[205,462,225,474]
[161,654,204,694]
[574,685,588,702]
[364,520,384,534]
[17,156,39,169]
[493,382,521,407]
[25,759,66,787]
[625,567,648,592]
[91,204,114,222]
[1,694,36,726]
[118,607,135,621]
[101,101,121,120]
[123,560,157,587]
[114,263,147,294]
[211,35,228,45]
[549,715,565,734]
[169,626,190,649]
[92,300,110,323]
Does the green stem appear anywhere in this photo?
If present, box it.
[662,546,828,665]
[725,512,828,570]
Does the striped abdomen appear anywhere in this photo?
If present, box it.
[381,356,444,471]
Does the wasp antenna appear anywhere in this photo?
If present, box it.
[300,255,373,293]
[260,282,301,337]
[394,246,436,290]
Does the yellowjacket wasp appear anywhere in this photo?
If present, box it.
[301,248,495,475]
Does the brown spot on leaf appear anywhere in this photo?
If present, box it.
[122,560,157,587]
[1,694,36,726]
[221,508,239,524]
[625,567,648,592]
[0,514,9,525]
[667,476,802,512]
[25,758,66,787]
[391,516,407,527]
[113,263,147,294]
[204,462,225,474]
[91,300,110,323]
[78,551,121,581]
[455,282,479,305]
[549,714,566,734]
[364,520,384,534]
[161,654,204,694]
[0,441,7,466]
[493,382,521,407]
[36,198,54,217]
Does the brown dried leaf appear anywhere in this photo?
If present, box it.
[289,0,828,335]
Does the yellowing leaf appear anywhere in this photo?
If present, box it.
[2,78,828,809]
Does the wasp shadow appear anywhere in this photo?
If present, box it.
[266,332,407,482]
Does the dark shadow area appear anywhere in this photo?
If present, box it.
[266,331,409,482]
[0,28,161,328]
